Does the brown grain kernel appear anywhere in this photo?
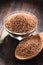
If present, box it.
[5,12,38,33]
[15,35,42,58]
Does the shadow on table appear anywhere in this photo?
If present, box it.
[0,35,43,65]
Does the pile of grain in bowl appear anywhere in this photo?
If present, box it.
[4,12,38,33]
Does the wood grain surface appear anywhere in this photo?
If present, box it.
[0,1,43,65]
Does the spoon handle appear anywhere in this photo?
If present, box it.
[38,32,43,41]
[38,32,43,48]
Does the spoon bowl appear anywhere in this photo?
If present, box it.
[15,33,43,60]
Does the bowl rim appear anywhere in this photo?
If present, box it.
[4,11,38,36]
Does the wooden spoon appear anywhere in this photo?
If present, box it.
[38,32,43,48]
[14,32,43,60]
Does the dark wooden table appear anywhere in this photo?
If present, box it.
[0,1,43,65]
